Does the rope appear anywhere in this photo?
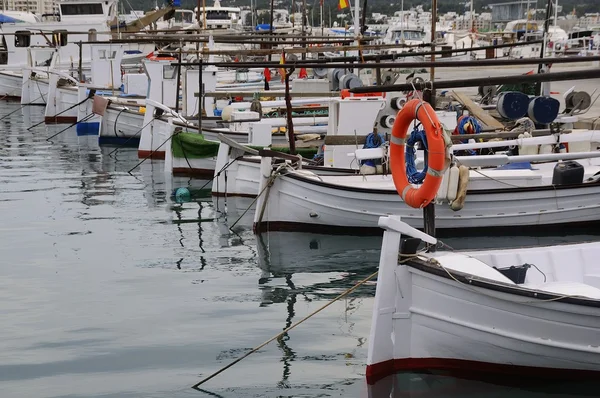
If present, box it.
[28,92,94,130]
[127,129,182,174]
[46,113,94,141]
[113,107,127,137]
[228,163,287,230]
[107,116,156,158]
[0,94,45,121]
[361,132,385,168]
[413,254,588,304]
[190,269,379,390]
[406,128,428,184]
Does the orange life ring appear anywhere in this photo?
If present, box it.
[390,99,448,209]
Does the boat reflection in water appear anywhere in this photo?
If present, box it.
[255,231,381,390]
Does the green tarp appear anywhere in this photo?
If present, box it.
[171,133,220,159]
[171,133,318,160]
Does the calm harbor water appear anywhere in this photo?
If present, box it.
[1,104,599,398]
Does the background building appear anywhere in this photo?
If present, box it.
[2,0,57,15]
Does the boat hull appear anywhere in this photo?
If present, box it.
[254,171,600,232]
[100,107,145,146]
[367,222,600,384]
[0,71,24,100]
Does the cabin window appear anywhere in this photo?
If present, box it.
[14,31,31,48]
[52,30,68,47]
[97,49,117,59]
[163,65,177,79]
[60,3,103,15]
[88,29,97,42]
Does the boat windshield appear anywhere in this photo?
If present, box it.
[392,29,425,41]
[524,33,543,42]
[60,3,103,15]
[205,10,229,20]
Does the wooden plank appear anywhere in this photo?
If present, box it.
[451,91,504,130]
[324,135,368,145]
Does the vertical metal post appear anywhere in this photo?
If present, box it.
[197,0,201,25]
[268,0,275,61]
[284,70,296,155]
[302,0,307,60]
[198,59,203,134]
[320,1,324,36]
[424,0,438,251]
[429,0,437,108]
[78,40,83,83]
[375,55,382,86]
[175,46,182,114]
[538,0,553,96]
[423,204,436,251]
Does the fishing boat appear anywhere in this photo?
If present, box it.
[250,94,600,233]
[366,214,600,383]
[365,99,600,381]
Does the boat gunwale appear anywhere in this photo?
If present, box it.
[406,255,600,309]
[281,168,600,195]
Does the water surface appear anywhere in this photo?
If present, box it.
[1,104,599,398]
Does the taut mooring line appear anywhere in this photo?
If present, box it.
[191,270,379,390]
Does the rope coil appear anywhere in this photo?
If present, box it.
[405,129,428,184]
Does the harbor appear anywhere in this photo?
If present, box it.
[2,0,600,395]
[3,105,600,397]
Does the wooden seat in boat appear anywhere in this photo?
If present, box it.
[430,253,516,284]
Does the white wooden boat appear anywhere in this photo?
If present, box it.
[251,130,600,233]
[367,215,600,383]
[161,93,388,177]
[99,105,145,146]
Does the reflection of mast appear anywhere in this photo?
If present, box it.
[172,201,207,270]
[276,291,297,388]
[256,233,297,386]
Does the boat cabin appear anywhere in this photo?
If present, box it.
[198,0,241,30]
[504,19,541,40]
[0,0,114,66]
[383,24,425,45]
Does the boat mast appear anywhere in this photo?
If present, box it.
[320,0,323,35]
[400,0,404,43]
[470,0,474,32]
[538,0,553,95]
[353,0,359,42]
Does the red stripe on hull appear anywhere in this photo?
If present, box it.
[366,358,600,385]
[137,150,165,160]
[45,116,78,124]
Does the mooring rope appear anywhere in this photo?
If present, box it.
[0,94,45,121]
[28,93,94,130]
[191,269,379,390]
[45,113,94,141]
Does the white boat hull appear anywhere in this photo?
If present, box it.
[367,221,600,383]
[0,71,25,100]
[253,165,600,232]
[99,106,145,146]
